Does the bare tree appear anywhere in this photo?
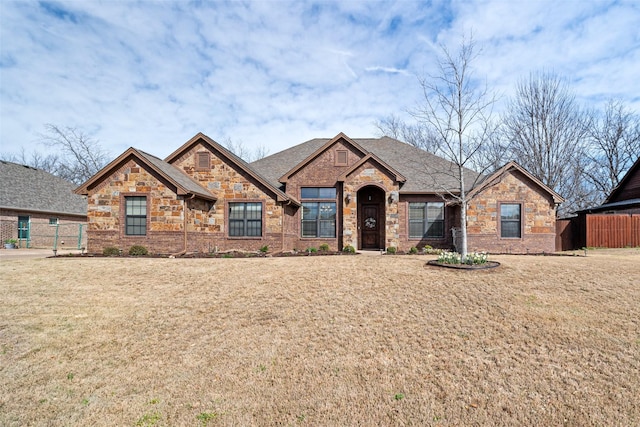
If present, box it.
[502,71,591,215]
[0,146,61,173]
[222,137,269,162]
[38,124,110,185]
[585,99,640,202]
[375,114,441,153]
[412,35,497,260]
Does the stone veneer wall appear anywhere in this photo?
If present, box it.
[86,160,196,253]
[342,161,400,250]
[466,171,557,254]
[170,142,285,252]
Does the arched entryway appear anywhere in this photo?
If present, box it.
[357,186,385,250]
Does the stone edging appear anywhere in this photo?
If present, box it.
[425,260,501,270]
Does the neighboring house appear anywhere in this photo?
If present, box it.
[558,156,640,249]
[75,132,563,255]
[0,160,88,248]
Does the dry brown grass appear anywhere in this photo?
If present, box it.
[1,249,639,426]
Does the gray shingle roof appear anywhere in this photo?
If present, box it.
[251,136,482,193]
[0,160,87,216]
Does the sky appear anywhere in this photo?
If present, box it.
[1,0,639,161]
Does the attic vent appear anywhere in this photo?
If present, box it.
[196,152,210,171]
[335,149,348,166]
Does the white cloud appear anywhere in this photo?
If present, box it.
[1,0,639,161]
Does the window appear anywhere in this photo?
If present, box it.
[409,202,444,238]
[18,216,29,240]
[301,187,337,238]
[196,152,210,170]
[335,150,348,166]
[125,196,147,235]
[229,202,262,237]
[49,218,59,226]
[500,203,521,238]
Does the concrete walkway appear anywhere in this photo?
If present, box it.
[357,249,383,256]
[0,248,83,260]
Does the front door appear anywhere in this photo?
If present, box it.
[361,204,379,249]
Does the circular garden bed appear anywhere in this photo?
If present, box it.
[425,260,501,270]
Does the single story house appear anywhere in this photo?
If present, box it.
[0,160,88,249]
[75,132,563,255]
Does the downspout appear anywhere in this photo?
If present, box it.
[281,199,292,252]
[170,194,195,257]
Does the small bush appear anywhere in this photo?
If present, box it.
[342,245,355,253]
[103,246,120,256]
[259,245,269,253]
[386,246,397,254]
[409,246,418,254]
[128,245,149,256]
[306,247,318,253]
[319,243,330,252]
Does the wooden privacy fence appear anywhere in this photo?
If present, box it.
[555,219,574,251]
[586,214,640,248]
[557,214,640,251]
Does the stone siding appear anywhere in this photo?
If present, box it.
[466,170,557,253]
[85,153,285,254]
[342,162,400,250]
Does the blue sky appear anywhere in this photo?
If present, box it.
[1,0,639,159]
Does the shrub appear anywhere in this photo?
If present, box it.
[319,243,330,252]
[342,245,355,253]
[306,247,318,253]
[103,246,120,256]
[259,245,269,253]
[386,246,397,254]
[128,245,149,256]
[409,246,418,254]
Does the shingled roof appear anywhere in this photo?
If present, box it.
[0,160,87,216]
[250,136,482,193]
[74,148,216,201]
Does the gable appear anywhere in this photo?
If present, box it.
[469,161,564,204]
[252,134,482,194]
[278,133,368,183]
[75,148,215,201]
[606,157,640,203]
[338,153,406,184]
[166,133,297,205]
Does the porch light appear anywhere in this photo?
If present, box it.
[345,193,351,204]
[388,191,399,204]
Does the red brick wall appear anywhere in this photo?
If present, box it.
[396,195,458,252]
